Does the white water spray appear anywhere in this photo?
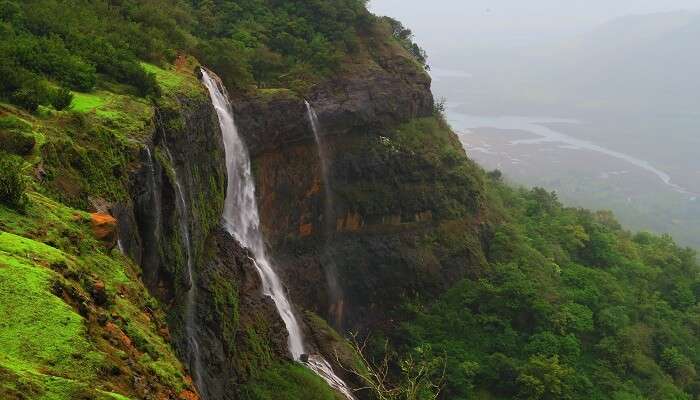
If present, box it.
[201,69,355,399]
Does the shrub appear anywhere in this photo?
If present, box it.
[10,87,41,112]
[0,116,36,156]
[49,87,73,110]
[59,58,96,91]
[8,79,53,112]
[0,128,35,155]
[0,151,28,210]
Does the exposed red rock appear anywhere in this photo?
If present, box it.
[179,389,200,400]
[90,213,117,243]
[299,223,313,237]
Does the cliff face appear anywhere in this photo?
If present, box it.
[234,50,434,155]
[233,39,488,331]
[115,87,293,400]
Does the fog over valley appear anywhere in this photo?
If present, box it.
[371,0,700,248]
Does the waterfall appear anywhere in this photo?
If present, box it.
[162,144,206,398]
[145,147,161,241]
[201,69,355,400]
[305,101,344,329]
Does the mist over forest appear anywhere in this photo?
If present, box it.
[372,1,700,248]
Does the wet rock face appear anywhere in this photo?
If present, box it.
[307,60,434,139]
[117,91,292,399]
[234,50,485,333]
[120,94,227,296]
[193,228,288,400]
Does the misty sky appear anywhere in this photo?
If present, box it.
[369,0,700,62]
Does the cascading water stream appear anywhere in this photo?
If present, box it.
[305,101,344,328]
[200,69,355,400]
[145,147,161,241]
[162,145,206,398]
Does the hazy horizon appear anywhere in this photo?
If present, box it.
[369,1,700,248]
[369,0,700,67]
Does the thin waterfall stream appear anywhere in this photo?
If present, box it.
[305,101,344,328]
[201,69,355,400]
[144,147,161,242]
[162,144,206,398]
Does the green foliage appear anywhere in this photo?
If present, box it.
[0,152,27,210]
[49,87,73,110]
[0,116,35,155]
[382,17,428,68]
[0,0,388,98]
[192,0,370,90]
[238,363,339,400]
[517,355,575,400]
[396,180,700,399]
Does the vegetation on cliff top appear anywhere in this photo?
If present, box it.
[0,0,423,111]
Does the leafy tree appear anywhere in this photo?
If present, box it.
[49,87,73,110]
[382,16,428,68]
[0,151,27,210]
[517,355,574,400]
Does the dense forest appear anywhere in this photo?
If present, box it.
[0,0,428,109]
[389,181,700,399]
[1,1,699,400]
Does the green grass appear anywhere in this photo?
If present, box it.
[141,63,184,91]
[0,192,192,398]
[0,367,135,400]
[70,92,108,112]
[0,193,94,255]
[68,91,152,138]
[141,61,207,100]
[239,363,341,400]
[0,233,103,379]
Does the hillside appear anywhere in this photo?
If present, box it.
[1,1,699,400]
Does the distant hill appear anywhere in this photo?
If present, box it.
[541,11,700,115]
[447,11,700,116]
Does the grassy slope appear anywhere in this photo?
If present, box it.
[0,61,207,399]
[0,193,190,399]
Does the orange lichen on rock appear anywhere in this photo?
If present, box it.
[105,322,133,350]
[90,213,117,242]
[299,223,313,237]
[179,389,200,400]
